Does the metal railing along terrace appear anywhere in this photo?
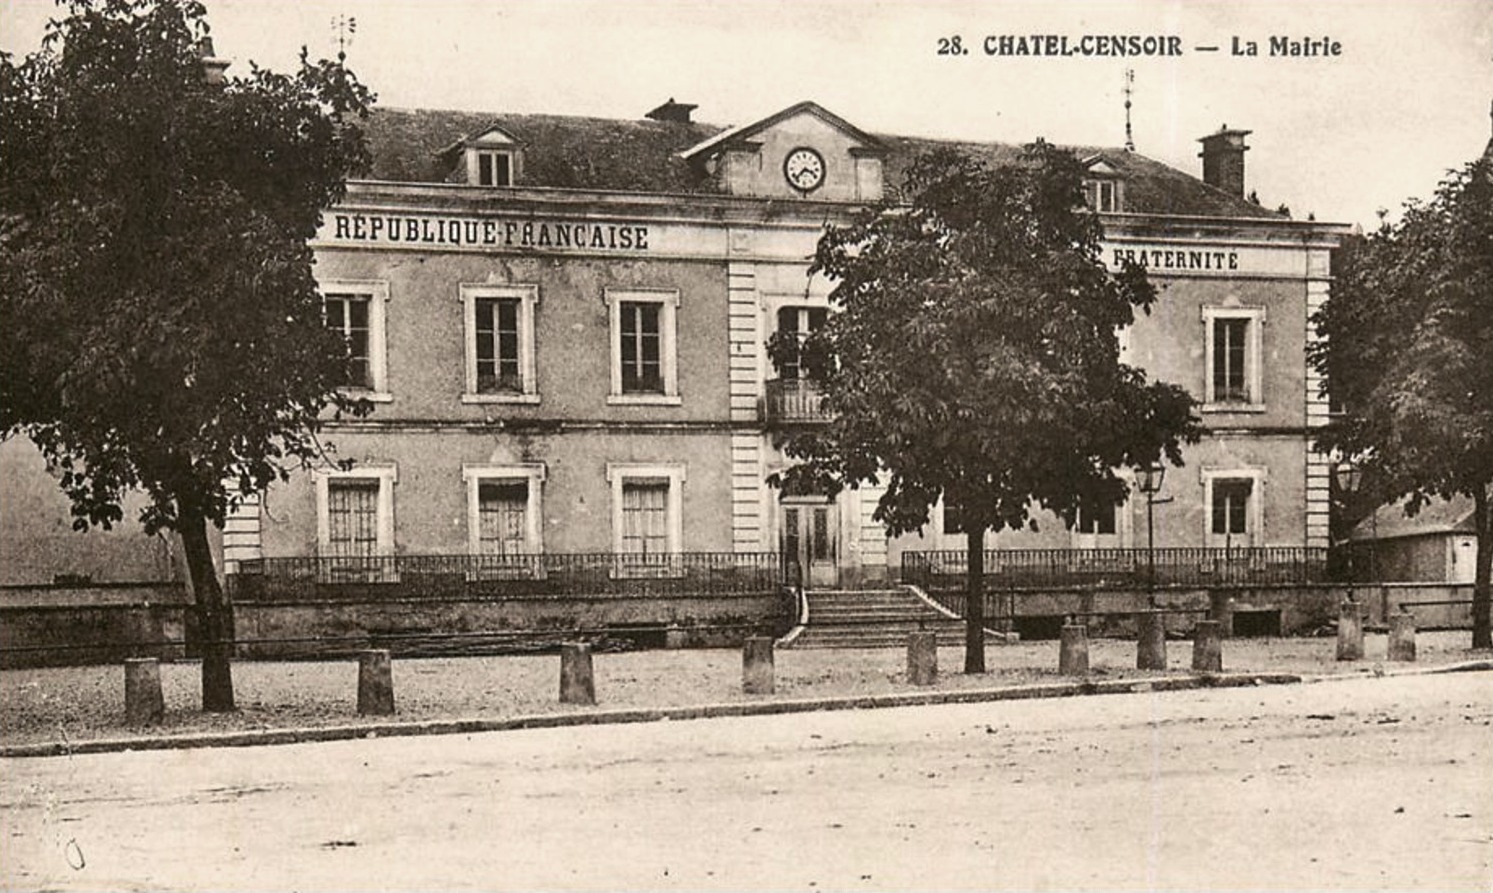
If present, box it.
[902,546,1329,592]
[229,552,788,601]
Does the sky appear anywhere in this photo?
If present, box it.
[2,0,1489,229]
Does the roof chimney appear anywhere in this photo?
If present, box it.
[645,98,696,124]
[1198,125,1251,198]
[196,37,230,86]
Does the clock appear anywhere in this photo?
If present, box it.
[783,147,825,193]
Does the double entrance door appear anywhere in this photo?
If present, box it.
[781,499,838,589]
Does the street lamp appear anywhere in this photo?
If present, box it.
[1137,462,1168,599]
[1333,461,1363,587]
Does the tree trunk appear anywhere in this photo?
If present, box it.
[965,527,987,673]
[1473,484,1491,650]
[180,512,236,711]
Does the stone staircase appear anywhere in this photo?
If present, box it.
[782,587,971,649]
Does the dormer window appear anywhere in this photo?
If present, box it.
[475,150,514,187]
[1082,156,1124,213]
[449,124,524,188]
[1085,178,1122,212]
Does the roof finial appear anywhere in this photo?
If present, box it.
[331,14,356,63]
[1123,69,1135,152]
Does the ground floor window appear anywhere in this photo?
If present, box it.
[607,463,685,575]
[1204,469,1264,548]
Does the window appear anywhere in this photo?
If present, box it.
[607,289,680,404]
[607,463,685,574]
[475,150,514,187]
[1084,178,1122,212]
[327,480,379,558]
[464,464,545,576]
[324,295,371,389]
[1076,503,1118,536]
[774,306,828,380]
[621,481,670,554]
[459,126,523,187]
[942,501,966,536]
[1203,469,1265,548]
[320,280,390,401]
[316,466,397,579]
[621,303,662,393]
[462,284,538,403]
[1203,306,1265,411]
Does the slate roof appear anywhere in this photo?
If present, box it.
[361,106,1284,219]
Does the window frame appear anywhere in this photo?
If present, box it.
[1201,468,1266,548]
[462,463,546,555]
[606,288,681,405]
[1202,306,1266,412]
[461,283,540,404]
[315,465,398,559]
[319,279,392,402]
[606,463,686,574]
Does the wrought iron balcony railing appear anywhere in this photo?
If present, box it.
[762,378,832,425]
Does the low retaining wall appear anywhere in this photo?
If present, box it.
[0,603,193,668]
[231,593,789,659]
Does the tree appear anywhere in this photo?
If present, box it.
[1311,156,1493,649]
[773,144,1203,673]
[0,0,376,709]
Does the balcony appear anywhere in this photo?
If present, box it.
[762,378,832,425]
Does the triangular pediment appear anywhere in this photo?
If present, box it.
[679,101,886,162]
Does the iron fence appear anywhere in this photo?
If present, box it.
[902,546,1329,593]
[229,552,787,602]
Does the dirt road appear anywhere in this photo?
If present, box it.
[3,672,1489,891]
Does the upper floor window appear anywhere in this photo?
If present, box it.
[461,284,539,404]
[1203,306,1266,411]
[320,279,391,401]
[606,288,680,405]
[774,306,828,381]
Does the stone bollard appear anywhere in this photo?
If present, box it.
[1336,597,1364,661]
[1388,610,1417,662]
[559,642,596,705]
[1136,612,1167,671]
[907,631,938,686]
[742,636,775,694]
[1058,621,1089,676]
[124,657,165,725]
[1191,620,1223,672]
[664,624,687,650]
[357,649,395,716]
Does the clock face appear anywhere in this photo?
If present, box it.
[784,147,825,192]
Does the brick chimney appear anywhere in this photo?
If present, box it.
[1198,125,1251,197]
[645,98,696,124]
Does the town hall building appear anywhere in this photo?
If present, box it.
[209,99,1345,590]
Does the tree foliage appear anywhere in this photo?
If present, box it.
[1311,157,1493,648]
[0,0,377,707]
[775,144,1203,671]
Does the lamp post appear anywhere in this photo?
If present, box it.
[1333,461,1364,588]
[1137,462,1169,601]
[1333,461,1365,660]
